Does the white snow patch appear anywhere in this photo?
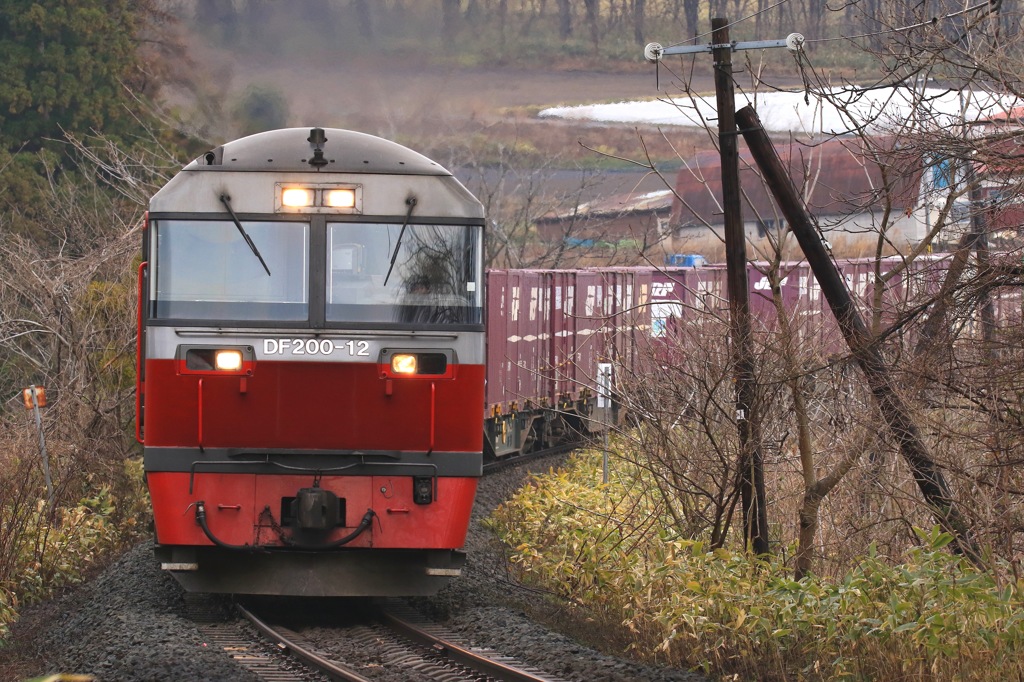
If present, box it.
[539,87,1022,135]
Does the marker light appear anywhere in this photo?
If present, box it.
[276,183,360,213]
[326,189,357,208]
[391,353,417,374]
[215,350,244,371]
[281,187,314,207]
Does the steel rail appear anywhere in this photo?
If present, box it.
[378,606,559,682]
[237,604,374,682]
[483,441,582,475]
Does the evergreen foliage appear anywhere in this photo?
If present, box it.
[232,85,290,136]
[0,0,191,243]
[0,0,146,153]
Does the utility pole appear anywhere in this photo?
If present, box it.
[645,21,803,555]
[711,18,768,556]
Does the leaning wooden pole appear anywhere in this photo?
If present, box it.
[713,18,770,555]
[735,105,982,565]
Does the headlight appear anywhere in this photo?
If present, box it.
[391,354,417,374]
[382,351,450,377]
[276,183,361,213]
[326,188,356,208]
[181,346,254,375]
[281,187,314,207]
[214,349,243,371]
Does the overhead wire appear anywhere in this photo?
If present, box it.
[656,0,1006,116]
[664,0,996,50]
[791,0,996,45]
[665,0,794,48]
[651,0,1007,283]
[652,0,1006,127]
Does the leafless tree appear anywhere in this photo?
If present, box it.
[0,130,178,503]
[613,294,744,547]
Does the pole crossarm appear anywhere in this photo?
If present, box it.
[644,34,804,62]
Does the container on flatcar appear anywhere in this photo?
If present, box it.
[485,269,554,457]
[484,266,677,459]
[481,252,1015,465]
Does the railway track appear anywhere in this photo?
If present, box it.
[32,443,697,682]
[483,441,583,475]
[187,595,329,681]
[226,600,570,682]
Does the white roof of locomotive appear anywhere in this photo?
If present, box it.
[184,127,449,175]
[151,128,484,218]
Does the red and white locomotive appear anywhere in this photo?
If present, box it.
[137,127,485,596]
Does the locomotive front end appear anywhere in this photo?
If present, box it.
[137,128,486,596]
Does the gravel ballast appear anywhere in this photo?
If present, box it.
[4,454,705,681]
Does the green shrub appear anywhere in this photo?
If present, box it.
[489,451,1024,680]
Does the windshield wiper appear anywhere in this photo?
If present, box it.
[219,193,271,276]
[383,195,418,286]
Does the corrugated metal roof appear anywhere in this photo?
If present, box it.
[535,188,674,223]
[671,137,924,226]
[536,137,927,228]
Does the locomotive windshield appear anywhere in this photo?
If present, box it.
[149,218,482,327]
[152,220,309,321]
[327,222,482,325]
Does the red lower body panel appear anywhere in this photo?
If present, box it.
[142,359,485,453]
[148,471,477,549]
